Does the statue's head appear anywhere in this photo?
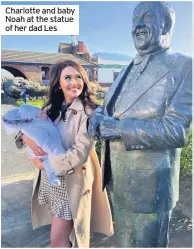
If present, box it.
[131,1,175,55]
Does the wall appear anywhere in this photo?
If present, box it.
[97,59,129,84]
[1,63,42,82]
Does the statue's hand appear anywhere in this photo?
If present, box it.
[88,112,104,140]
[88,105,122,141]
[95,106,104,114]
[99,116,122,140]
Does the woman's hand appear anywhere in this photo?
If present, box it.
[37,110,48,120]
[22,134,48,156]
[29,157,44,170]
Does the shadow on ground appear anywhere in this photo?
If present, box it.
[1,179,192,248]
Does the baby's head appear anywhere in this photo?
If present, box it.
[2,104,41,131]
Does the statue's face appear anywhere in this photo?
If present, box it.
[131,3,164,54]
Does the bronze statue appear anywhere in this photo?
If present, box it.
[88,1,192,247]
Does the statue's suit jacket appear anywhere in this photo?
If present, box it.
[102,49,192,213]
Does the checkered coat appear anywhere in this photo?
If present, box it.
[31,98,114,247]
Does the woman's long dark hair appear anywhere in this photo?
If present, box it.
[42,60,95,121]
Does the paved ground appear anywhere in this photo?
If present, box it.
[1,101,34,179]
[1,98,192,248]
[1,179,192,248]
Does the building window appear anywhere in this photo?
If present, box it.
[41,71,46,80]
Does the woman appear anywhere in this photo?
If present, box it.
[21,60,113,247]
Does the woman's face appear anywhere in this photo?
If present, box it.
[59,66,84,104]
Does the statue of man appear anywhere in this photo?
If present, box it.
[88,1,192,247]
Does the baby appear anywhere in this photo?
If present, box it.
[2,104,66,185]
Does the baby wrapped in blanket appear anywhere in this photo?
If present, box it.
[2,104,66,185]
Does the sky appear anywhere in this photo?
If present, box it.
[1,1,193,76]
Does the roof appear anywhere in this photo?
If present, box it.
[58,42,73,53]
[58,41,90,55]
[58,43,71,49]
[58,42,78,54]
[1,49,97,67]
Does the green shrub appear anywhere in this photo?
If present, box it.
[180,131,192,176]
[89,81,108,94]
[16,99,44,108]
[95,141,102,161]
[89,81,108,106]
